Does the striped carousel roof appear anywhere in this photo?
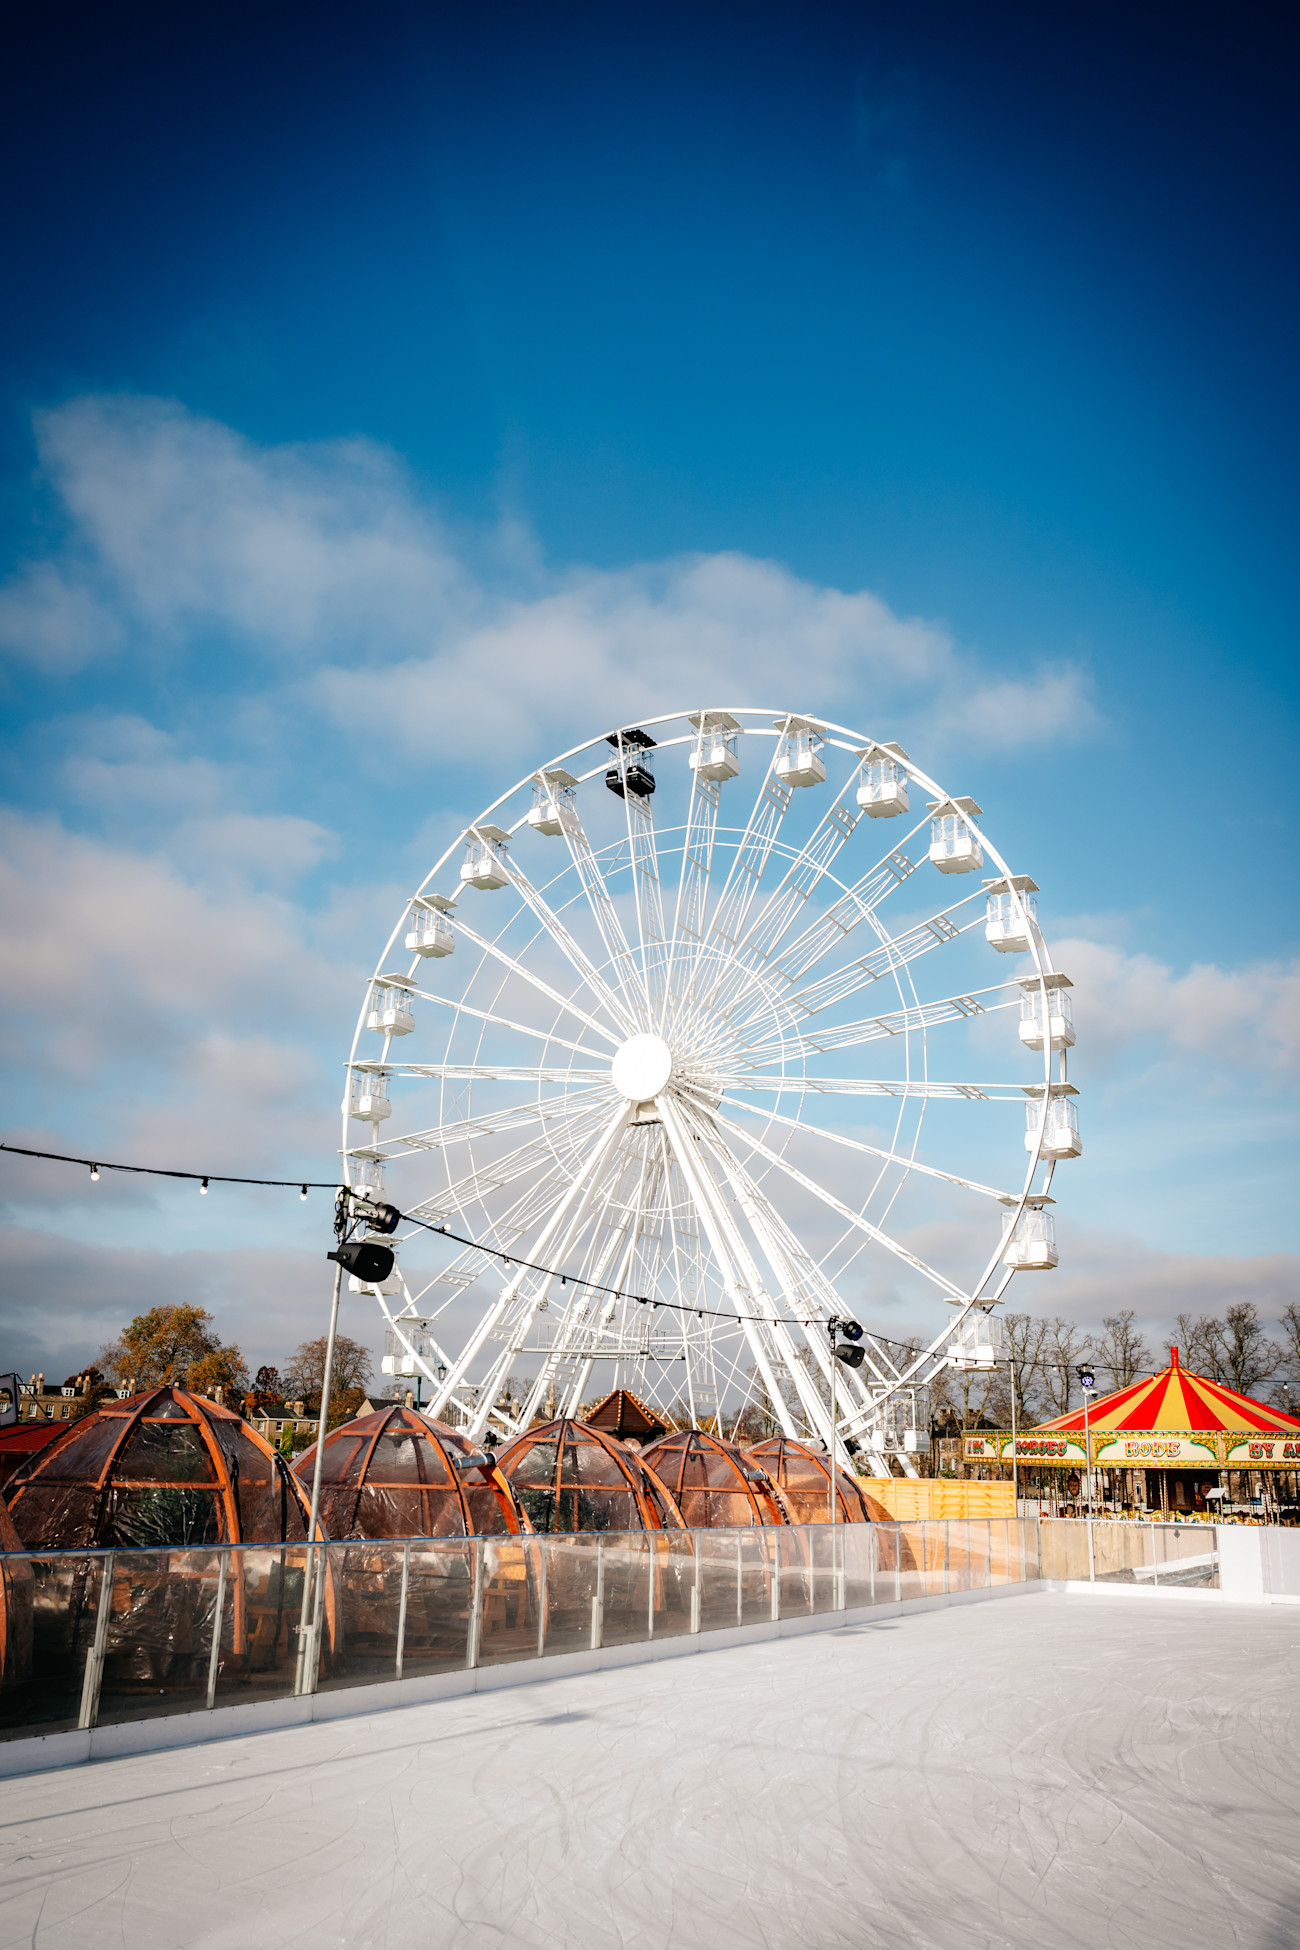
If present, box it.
[1034,1347,1300,1435]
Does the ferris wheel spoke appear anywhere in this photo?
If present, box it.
[670,751,792,1038]
[461,1108,637,1439]
[383,1063,611,1086]
[402,985,614,1065]
[552,806,648,1024]
[363,1086,609,1156]
[499,856,641,1037]
[735,981,1021,1066]
[747,894,986,1029]
[747,819,931,992]
[720,1094,1017,1203]
[710,1074,1028,1101]
[612,745,666,1007]
[402,1119,609,1228]
[427,1102,632,1428]
[447,916,624,1047]
[660,766,721,1030]
[708,1104,969,1303]
[668,1098,850,1448]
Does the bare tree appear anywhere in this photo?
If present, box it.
[1005,1313,1049,1420]
[1177,1304,1281,1397]
[1040,1319,1091,1416]
[1218,1303,1282,1397]
[1272,1301,1300,1413]
[1095,1310,1151,1389]
[1176,1312,1222,1379]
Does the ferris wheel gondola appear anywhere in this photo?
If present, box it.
[341,708,1075,1477]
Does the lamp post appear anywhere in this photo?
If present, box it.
[1077,1365,1096,1582]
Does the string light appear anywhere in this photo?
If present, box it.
[5,1139,1130,1371]
[200,1177,209,1195]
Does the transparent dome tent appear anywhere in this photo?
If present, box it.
[742,1435,873,1523]
[5,1386,313,1550]
[494,1418,684,1533]
[638,1429,788,1527]
[292,1406,526,1540]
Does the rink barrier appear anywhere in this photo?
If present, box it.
[0,1518,1036,1769]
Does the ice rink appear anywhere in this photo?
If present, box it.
[0,1592,1296,1949]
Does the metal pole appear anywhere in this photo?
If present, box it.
[1084,1388,1095,1583]
[1009,1354,1019,1519]
[296,1254,344,1694]
[78,1552,115,1731]
[205,1548,230,1710]
[466,1539,484,1669]
[395,1539,411,1680]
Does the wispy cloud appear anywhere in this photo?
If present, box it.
[1,396,1100,766]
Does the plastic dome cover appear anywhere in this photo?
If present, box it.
[293,1406,526,1539]
[4,1386,313,1549]
[494,1419,684,1532]
[0,1492,32,1692]
[742,1436,873,1523]
[638,1428,789,1527]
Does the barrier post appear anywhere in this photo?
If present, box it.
[395,1539,411,1680]
[205,1548,230,1709]
[77,1552,115,1731]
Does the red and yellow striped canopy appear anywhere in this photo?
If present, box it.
[1035,1347,1299,1435]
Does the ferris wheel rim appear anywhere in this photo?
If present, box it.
[343,706,1067,1459]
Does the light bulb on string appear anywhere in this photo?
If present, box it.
[300,1185,308,1201]
[200,1178,209,1195]
[89,1164,99,1183]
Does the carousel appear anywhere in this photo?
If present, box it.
[963,1348,1300,1518]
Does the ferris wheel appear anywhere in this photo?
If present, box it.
[341,709,1077,1478]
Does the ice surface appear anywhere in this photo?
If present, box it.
[0,1593,1296,1949]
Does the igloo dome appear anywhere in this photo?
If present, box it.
[293,1405,527,1538]
[494,1418,684,1533]
[5,1386,314,1549]
[742,1436,872,1523]
[638,1428,788,1527]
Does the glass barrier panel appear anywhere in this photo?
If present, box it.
[985,1519,1006,1587]
[94,1546,224,1727]
[0,1551,104,1739]
[537,1536,600,1656]
[1157,1523,1219,1588]
[316,1541,404,1690]
[836,1523,868,1610]
[896,1523,925,1600]
[944,1520,969,1593]
[650,1533,694,1641]
[920,1523,945,1598]
[210,1544,308,1708]
[590,1532,650,1650]
[478,1537,543,1666]
[872,1522,902,1602]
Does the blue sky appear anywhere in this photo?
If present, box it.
[0,0,1296,1387]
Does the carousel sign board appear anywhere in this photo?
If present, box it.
[962,1433,1087,1465]
[1093,1433,1217,1467]
[1223,1435,1300,1468]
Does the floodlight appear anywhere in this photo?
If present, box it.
[328,1240,396,1284]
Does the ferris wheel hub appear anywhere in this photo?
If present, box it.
[611,1032,674,1102]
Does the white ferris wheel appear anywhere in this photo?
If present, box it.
[341,709,1078,1478]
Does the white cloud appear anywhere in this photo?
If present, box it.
[0,561,121,673]
[1,396,1101,769]
[1059,936,1300,1078]
[939,665,1101,751]
[318,549,956,753]
[0,809,355,1081]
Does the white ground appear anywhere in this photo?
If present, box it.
[0,1593,1296,1950]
